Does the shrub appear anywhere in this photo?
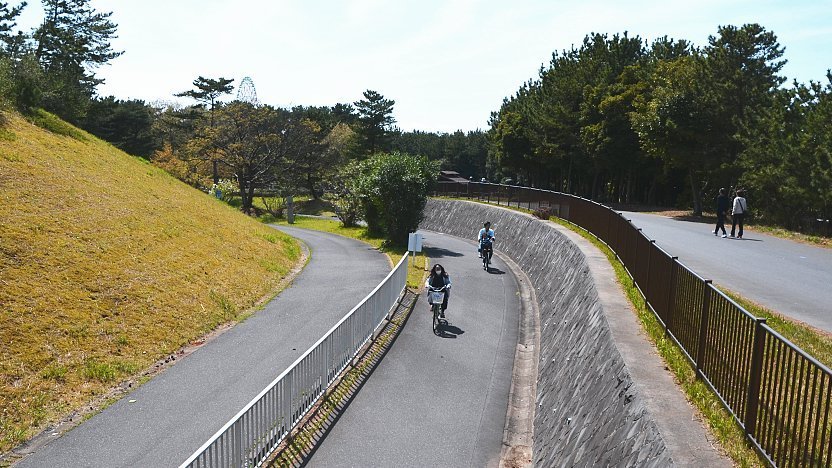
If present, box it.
[260,196,286,218]
[329,161,364,227]
[208,178,237,202]
[533,207,555,219]
[355,152,439,245]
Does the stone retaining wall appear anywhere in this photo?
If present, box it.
[420,199,672,467]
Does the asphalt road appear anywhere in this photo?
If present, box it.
[17,226,391,468]
[623,212,832,333]
[308,230,520,468]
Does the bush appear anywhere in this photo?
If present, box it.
[208,178,237,202]
[355,152,439,245]
[533,207,555,219]
[260,196,286,218]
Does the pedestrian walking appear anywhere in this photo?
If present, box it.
[730,189,748,238]
[714,187,729,238]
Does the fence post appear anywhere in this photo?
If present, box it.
[233,420,242,467]
[666,257,679,334]
[645,239,655,297]
[695,280,714,379]
[744,318,768,436]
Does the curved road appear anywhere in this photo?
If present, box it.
[17,226,391,468]
[308,230,520,467]
[623,212,832,333]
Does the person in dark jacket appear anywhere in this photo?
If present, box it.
[714,187,729,238]
[425,264,451,317]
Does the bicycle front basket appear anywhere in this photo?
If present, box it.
[429,291,445,304]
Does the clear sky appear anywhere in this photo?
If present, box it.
[15,0,832,133]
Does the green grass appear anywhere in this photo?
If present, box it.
[724,291,832,368]
[749,224,831,249]
[0,112,302,453]
[28,108,87,141]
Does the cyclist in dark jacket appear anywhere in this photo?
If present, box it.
[425,264,451,317]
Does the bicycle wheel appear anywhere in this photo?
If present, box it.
[432,304,440,334]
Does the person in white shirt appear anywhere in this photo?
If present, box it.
[731,189,748,238]
[477,222,495,258]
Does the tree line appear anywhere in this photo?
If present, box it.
[6,3,825,234]
[486,24,832,231]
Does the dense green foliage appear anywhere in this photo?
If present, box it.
[391,129,489,180]
[82,97,155,157]
[487,25,832,231]
[347,153,439,244]
[0,0,121,123]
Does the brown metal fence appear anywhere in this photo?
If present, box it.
[436,181,831,467]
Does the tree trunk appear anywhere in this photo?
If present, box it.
[246,183,256,215]
[689,170,702,216]
[238,173,252,214]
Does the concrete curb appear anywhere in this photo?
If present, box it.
[496,250,540,468]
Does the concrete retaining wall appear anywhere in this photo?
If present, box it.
[420,199,672,467]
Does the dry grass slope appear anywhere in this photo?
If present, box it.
[0,112,301,452]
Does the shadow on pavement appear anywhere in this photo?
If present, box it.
[423,246,465,259]
[729,237,764,242]
[486,267,506,275]
[437,322,465,339]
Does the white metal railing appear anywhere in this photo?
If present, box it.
[180,254,409,467]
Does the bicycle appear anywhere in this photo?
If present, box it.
[428,285,448,334]
[480,239,493,271]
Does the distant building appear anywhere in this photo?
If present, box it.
[438,170,469,184]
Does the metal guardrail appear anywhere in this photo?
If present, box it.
[436,181,831,467]
[180,254,409,468]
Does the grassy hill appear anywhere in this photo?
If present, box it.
[0,111,301,452]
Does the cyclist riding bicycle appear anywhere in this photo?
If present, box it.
[477,222,496,258]
[425,264,451,318]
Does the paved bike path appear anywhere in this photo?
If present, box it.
[17,226,391,468]
[622,212,832,333]
[308,231,519,467]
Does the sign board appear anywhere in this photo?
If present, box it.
[407,232,423,252]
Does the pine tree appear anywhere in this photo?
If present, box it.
[32,0,122,121]
[353,89,395,156]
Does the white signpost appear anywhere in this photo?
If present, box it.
[407,232,423,263]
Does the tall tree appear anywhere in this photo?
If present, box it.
[704,24,786,166]
[33,0,122,122]
[0,1,25,56]
[175,76,234,126]
[354,89,395,156]
[175,76,235,183]
[631,54,718,215]
[187,102,285,214]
